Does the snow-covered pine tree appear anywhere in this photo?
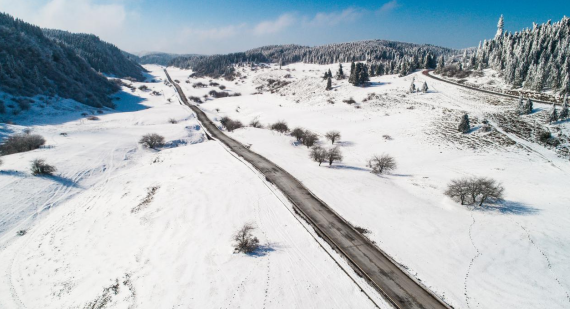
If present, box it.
[516,95,525,115]
[495,15,504,39]
[458,114,471,133]
[559,95,569,120]
[421,81,428,93]
[336,63,345,79]
[358,63,369,85]
[326,76,332,91]
[548,104,558,124]
[525,98,534,114]
[436,55,445,73]
[409,77,416,93]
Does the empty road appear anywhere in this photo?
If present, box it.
[165,69,450,309]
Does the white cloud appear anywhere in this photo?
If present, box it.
[305,8,363,27]
[376,0,399,14]
[253,13,296,35]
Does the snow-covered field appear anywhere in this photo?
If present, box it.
[168,62,570,309]
[0,66,388,309]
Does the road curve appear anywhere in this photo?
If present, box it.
[165,69,451,309]
[422,70,558,105]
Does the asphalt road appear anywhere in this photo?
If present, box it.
[165,69,450,309]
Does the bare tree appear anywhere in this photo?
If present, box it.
[325,131,341,144]
[249,117,263,128]
[168,118,178,124]
[326,147,343,166]
[291,127,305,142]
[139,133,165,149]
[444,177,471,205]
[475,178,504,206]
[31,159,56,176]
[0,134,46,155]
[367,154,397,174]
[302,131,319,148]
[310,146,327,166]
[270,121,289,133]
[233,223,260,254]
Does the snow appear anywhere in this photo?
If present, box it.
[0,65,386,309]
[168,62,570,309]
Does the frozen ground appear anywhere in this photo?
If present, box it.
[168,62,570,309]
[0,66,386,309]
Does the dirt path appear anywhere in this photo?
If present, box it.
[165,70,450,309]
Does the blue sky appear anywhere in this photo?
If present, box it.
[1,0,568,54]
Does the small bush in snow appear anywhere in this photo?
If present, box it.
[0,134,46,155]
[219,85,226,90]
[226,120,243,132]
[325,131,341,144]
[249,118,263,128]
[270,121,289,133]
[168,118,178,124]
[209,90,229,98]
[87,116,100,121]
[189,96,203,103]
[16,230,26,236]
[139,133,165,149]
[445,177,504,206]
[367,154,397,175]
[291,127,305,142]
[343,97,356,104]
[138,85,149,91]
[233,223,260,254]
[31,159,56,176]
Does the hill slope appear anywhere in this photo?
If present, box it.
[0,13,118,108]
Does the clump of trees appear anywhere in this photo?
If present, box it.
[325,131,341,144]
[139,133,165,149]
[233,223,260,254]
[189,96,203,103]
[209,90,230,98]
[348,62,370,86]
[367,154,397,174]
[220,116,243,132]
[0,133,46,155]
[310,146,343,166]
[31,159,56,176]
[444,177,504,206]
[291,128,319,147]
[458,114,471,133]
[516,96,534,115]
[270,121,289,133]
[336,63,345,79]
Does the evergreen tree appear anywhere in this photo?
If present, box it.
[421,81,429,93]
[409,77,416,93]
[458,114,471,133]
[525,98,534,114]
[548,104,558,124]
[326,76,332,90]
[436,55,445,73]
[516,95,526,115]
[559,95,569,120]
[327,68,332,79]
[349,62,359,85]
[495,15,504,39]
[358,63,369,85]
[336,63,345,79]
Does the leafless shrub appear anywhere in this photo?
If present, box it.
[31,159,56,176]
[325,131,341,144]
[382,134,393,140]
[249,117,263,128]
[139,133,165,149]
[270,121,289,133]
[0,134,46,155]
[367,154,397,174]
[233,223,260,254]
[343,97,356,104]
[445,177,504,206]
[310,146,327,166]
[87,116,100,121]
[168,118,178,124]
[226,119,243,132]
[189,96,203,103]
[302,131,319,148]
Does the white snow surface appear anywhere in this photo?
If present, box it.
[0,66,385,309]
[167,62,570,309]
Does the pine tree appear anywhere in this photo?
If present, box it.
[358,63,369,85]
[327,68,332,79]
[559,95,569,120]
[516,95,526,115]
[421,81,428,93]
[495,15,504,39]
[548,104,558,124]
[525,98,534,114]
[458,114,471,133]
[336,63,345,79]
[349,62,360,86]
[326,76,332,90]
[409,77,416,93]
[436,55,445,73]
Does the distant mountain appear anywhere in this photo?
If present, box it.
[43,29,145,81]
[0,12,118,108]
[170,40,454,78]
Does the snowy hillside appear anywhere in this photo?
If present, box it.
[167,62,570,309]
[0,66,388,309]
